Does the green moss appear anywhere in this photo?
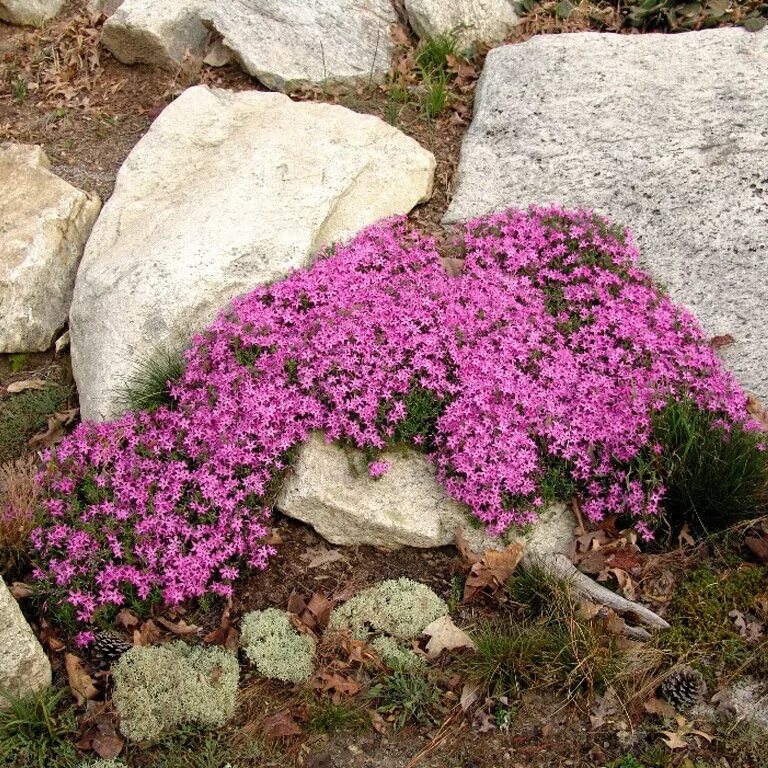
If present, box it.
[240,608,315,683]
[112,642,239,743]
[329,578,448,640]
[0,383,73,462]
[655,563,768,684]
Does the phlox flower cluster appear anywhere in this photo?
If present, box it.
[31,207,751,630]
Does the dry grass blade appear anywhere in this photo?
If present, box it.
[0,455,40,575]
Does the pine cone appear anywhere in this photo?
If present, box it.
[660,666,707,709]
[92,630,132,668]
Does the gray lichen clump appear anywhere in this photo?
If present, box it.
[112,641,239,742]
[329,577,448,640]
[240,608,316,683]
[371,635,426,672]
[77,761,127,768]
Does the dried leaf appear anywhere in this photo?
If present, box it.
[710,333,735,350]
[116,609,140,629]
[6,379,46,394]
[263,709,302,740]
[462,541,524,602]
[304,592,332,630]
[65,653,98,705]
[287,590,307,616]
[133,619,162,646]
[28,416,65,449]
[422,615,475,659]
[454,527,481,565]
[9,582,34,599]
[92,732,124,760]
[745,535,768,564]
[368,707,388,734]
[304,547,345,568]
[460,680,482,711]
[590,687,618,729]
[677,524,695,548]
[389,23,410,47]
[312,670,361,704]
[644,696,678,718]
[156,617,200,636]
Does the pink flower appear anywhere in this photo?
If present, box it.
[368,460,391,479]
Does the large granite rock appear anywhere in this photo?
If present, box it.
[0,144,101,353]
[201,0,397,92]
[405,0,518,49]
[71,85,435,421]
[101,0,210,69]
[445,29,768,401]
[277,431,572,552]
[0,0,64,26]
[0,576,51,706]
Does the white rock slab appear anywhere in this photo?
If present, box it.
[0,144,101,353]
[405,0,518,49]
[444,29,768,401]
[0,576,51,706]
[201,0,397,92]
[277,431,571,552]
[0,0,64,26]
[70,85,435,421]
[101,0,210,69]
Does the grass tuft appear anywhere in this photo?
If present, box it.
[116,345,185,414]
[646,399,768,535]
[0,687,77,768]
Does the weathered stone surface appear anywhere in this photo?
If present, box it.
[71,85,435,421]
[87,0,124,18]
[101,0,210,69]
[201,0,397,92]
[405,0,518,49]
[0,576,51,705]
[0,0,64,26]
[444,28,768,401]
[0,144,101,353]
[277,431,571,551]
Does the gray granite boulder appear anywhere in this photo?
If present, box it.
[101,0,210,69]
[0,0,64,26]
[0,144,101,353]
[0,576,51,705]
[405,0,518,49]
[444,29,768,401]
[277,431,572,552]
[201,0,397,92]
[70,86,435,421]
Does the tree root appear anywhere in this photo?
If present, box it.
[525,552,670,635]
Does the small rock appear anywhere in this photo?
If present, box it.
[0,144,101,353]
[405,0,518,50]
[0,0,65,26]
[0,575,51,707]
[102,0,210,69]
[201,0,397,92]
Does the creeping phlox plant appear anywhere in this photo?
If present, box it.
[30,207,755,637]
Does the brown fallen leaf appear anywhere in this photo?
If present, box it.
[9,582,35,599]
[644,696,678,718]
[6,379,46,394]
[590,686,618,729]
[460,680,482,711]
[93,731,124,760]
[303,547,345,569]
[312,670,362,704]
[368,707,388,735]
[661,715,713,750]
[28,408,80,449]
[116,609,140,630]
[156,617,201,636]
[65,653,99,705]
[678,524,695,548]
[710,333,735,350]
[263,709,302,740]
[422,615,475,659]
[747,395,768,431]
[462,541,525,602]
[746,535,768,564]
[304,592,332,630]
[133,619,162,646]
